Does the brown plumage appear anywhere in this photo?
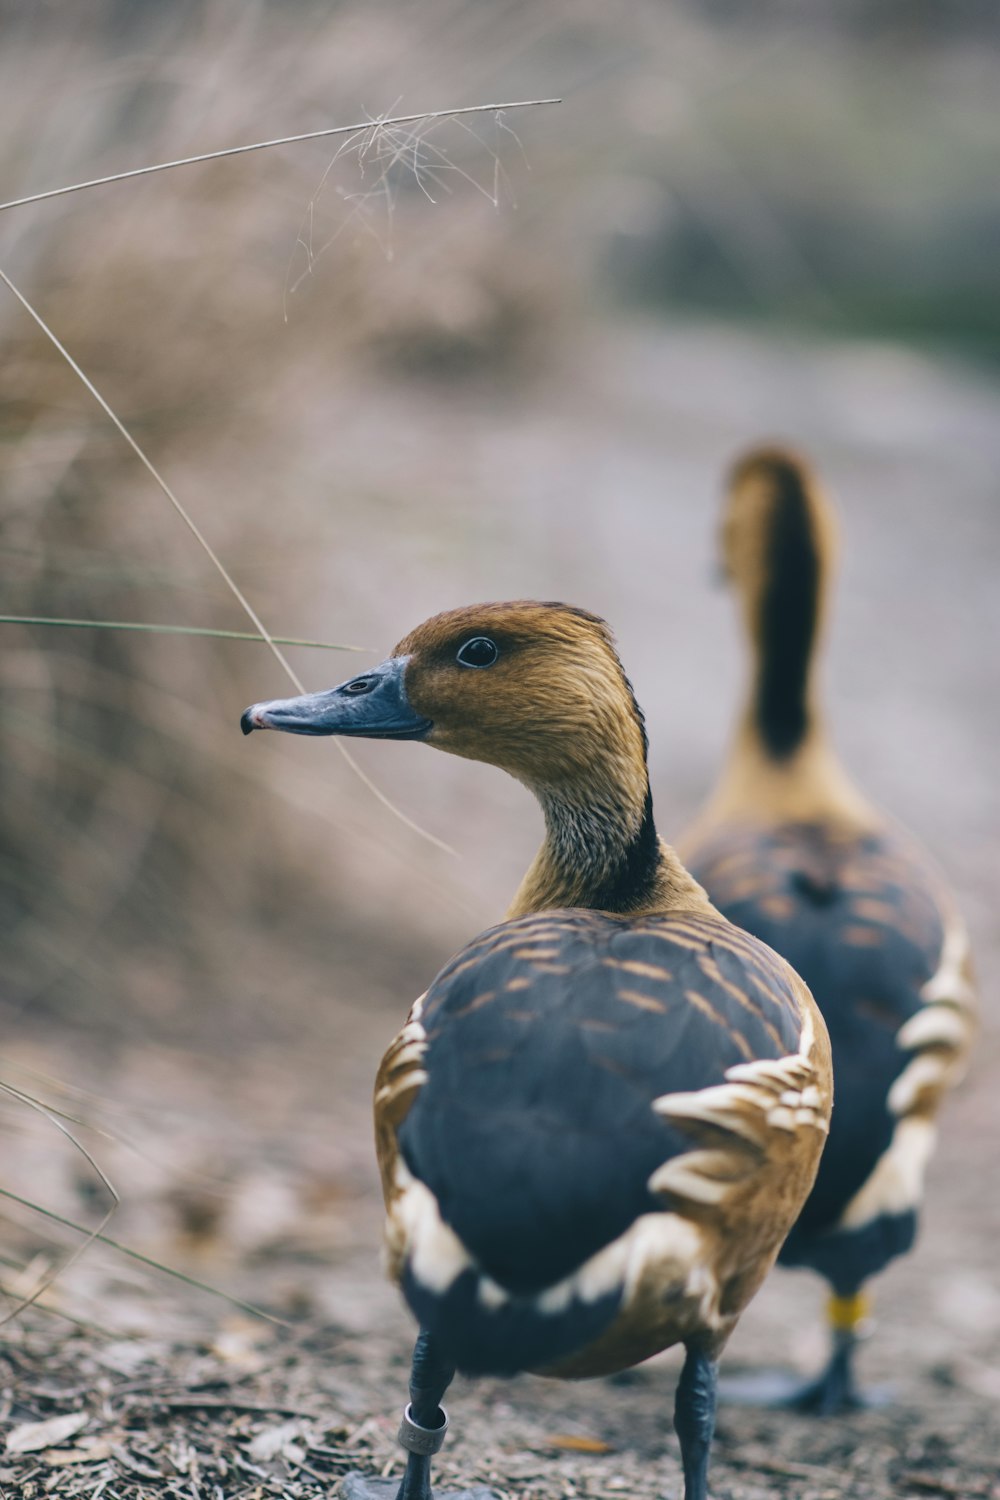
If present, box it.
[243,600,832,1500]
[681,447,977,1413]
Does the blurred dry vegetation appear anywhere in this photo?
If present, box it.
[1,2,1000,1480]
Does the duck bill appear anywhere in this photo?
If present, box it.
[240,655,431,740]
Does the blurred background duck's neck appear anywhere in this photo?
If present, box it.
[697,463,876,832]
[746,475,825,763]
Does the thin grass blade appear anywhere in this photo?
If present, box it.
[0,615,367,652]
[0,1188,290,1328]
[0,1082,118,1328]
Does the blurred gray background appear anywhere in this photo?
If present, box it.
[0,0,997,1409]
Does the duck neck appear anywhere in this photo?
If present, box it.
[508,770,708,920]
[747,475,824,761]
[705,481,875,831]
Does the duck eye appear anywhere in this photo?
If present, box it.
[456,636,499,669]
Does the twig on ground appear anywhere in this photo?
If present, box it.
[900,1474,991,1498]
[724,1452,833,1481]
[135,1397,323,1420]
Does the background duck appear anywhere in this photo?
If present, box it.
[242,600,832,1500]
[680,448,978,1414]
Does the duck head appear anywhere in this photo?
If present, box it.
[241,601,647,799]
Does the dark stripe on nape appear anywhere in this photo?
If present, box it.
[755,459,820,758]
[590,784,661,913]
[584,649,658,913]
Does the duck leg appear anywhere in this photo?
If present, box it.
[717,1290,889,1414]
[786,1325,863,1414]
[344,1332,499,1500]
[784,1292,884,1414]
[673,1343,718,1500]
[395,1330,455,1500]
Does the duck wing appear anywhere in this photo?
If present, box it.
[686,821,975,1268]
[375,907,826,1373]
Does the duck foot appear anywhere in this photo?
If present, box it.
[717,1362,892,1415]
[720,1313,895,1415]
[341,1475,501,1500]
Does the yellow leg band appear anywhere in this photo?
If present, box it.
[827,1291,871,1333]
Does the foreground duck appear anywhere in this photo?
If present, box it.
[681,449,977,1413]
[242,601,832,1500]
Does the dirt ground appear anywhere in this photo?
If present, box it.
[2,1027,999,1500]
[2,318,999,1499]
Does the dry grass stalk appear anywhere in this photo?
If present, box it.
[0,26,563,1344]
[0,1081,118,1328]
[0,264,455,854]
[0,100,559,217]
[0,1187,288,1329]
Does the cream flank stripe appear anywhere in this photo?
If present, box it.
[836,912,976,1235]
